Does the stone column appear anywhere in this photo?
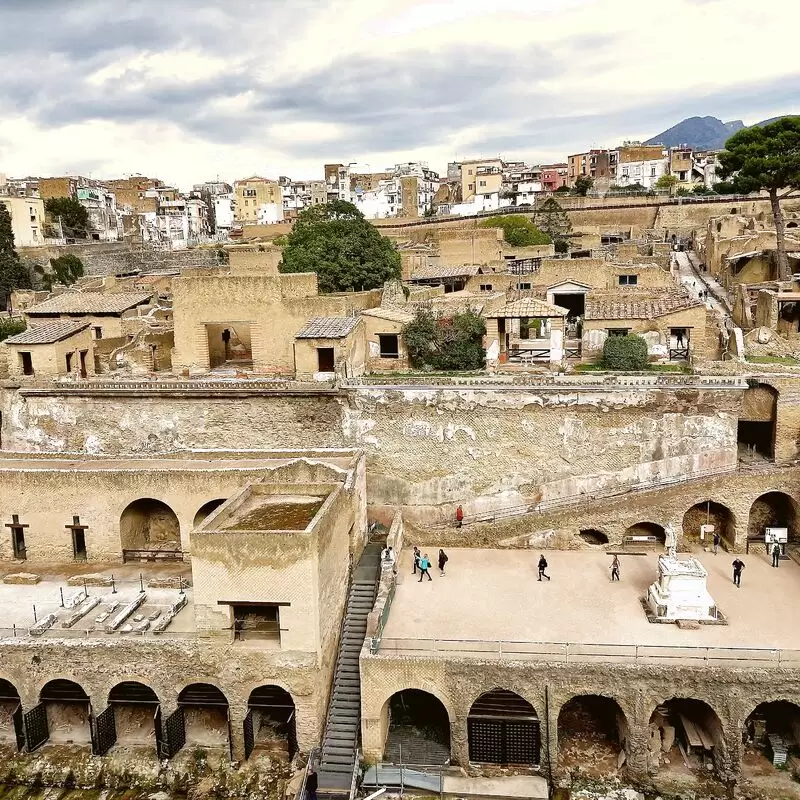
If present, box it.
[452,713,469,767]
[624,721,650,782]
[228,700,248,762]
[361,713,385,763]
[549,324,564,363]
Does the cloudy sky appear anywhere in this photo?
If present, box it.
[0,0,798,189]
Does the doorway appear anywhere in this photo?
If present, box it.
[79,350,88,378]
[20,352,33,376]
[12,529,26,560]
[552,293,585,319]
[65,352,74,373]
[317,347,335,372]
[72,529,87,561]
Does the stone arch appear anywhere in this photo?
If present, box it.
[682,500,736,548]
[177,682,230,750]
[108,681,161,750]
[578,529,609,546]
[120,498,181,552]
[748,491,800,541]
[193,498,227,528]
[381,689,451,765]
[246,685,297,760]
[0,678,20,746]
[649,697,726,776]
[624,521,665,544]
[467,688,540,767]
[39,678,92,746]
[557,694,629,777]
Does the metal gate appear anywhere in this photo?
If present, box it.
[12,703,25,751]
[243,708,255,760]
[154,706,166,758]
[164,706,186,758]
[93,705,117,755]
[24,703,49,752]
[468,717,540,766]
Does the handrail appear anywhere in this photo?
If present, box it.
[370,576,396,654]
[373,637,800,667]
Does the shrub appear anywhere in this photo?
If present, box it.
[603,334,648,370]
[479,215,551,247]
[0,318,25,341]
[403,308,486,371]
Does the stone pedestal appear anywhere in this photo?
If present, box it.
[647,556,717,622]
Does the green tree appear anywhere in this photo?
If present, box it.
[279,200,401,292]
[676,187,692,197]
[554,185,570,194]
[712,180,738,195]
[44,197,90,239]
[655,174,679,194]
[479,215,551,247]
[573,175,593,196]
[0,203,32,306]
[535,198,572,249]
[403,307,486,371]
[603,334,648,370]
[718,117,800,279]
[0,318,26,340]
[44,253,84,289]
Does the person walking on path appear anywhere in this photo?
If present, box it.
[538,554,550,581]
[456,505,464,528]
[772,541,782,568]
[412,546,421,575]
[438,548,448,576]
[610,555,620,582]
[732,558,745,587]
[713,532,720,555]
[418,553,432,582]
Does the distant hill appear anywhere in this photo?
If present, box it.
[645,114,796,150]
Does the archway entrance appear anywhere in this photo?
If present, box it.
[383,689,451,765]
[29,679,92,749]
[0,679,23,750]
[682,501,736,549]
[244,685,297,761]
[104,681,162,755]
[120,498,181,558]
[558,695,628,776]
[649,699,725,776]
[748,492,799,546]
[623,522,665,547]
[176,684,230,753]
[738,385,777,461]
[467,689,539,766]
[193,499,227,528]
[578,529,609,546]
[743,701,800,773]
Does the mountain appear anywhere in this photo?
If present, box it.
[644,116,743,150]
[645,115,797,150]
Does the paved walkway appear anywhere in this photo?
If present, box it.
[675,251,732,316]
[383,548,800,651]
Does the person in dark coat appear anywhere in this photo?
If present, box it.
[538,554,550,581]
[732,558,745,587]
[412,546,421,574]
[305,769,317,800]
[438,548,448,576]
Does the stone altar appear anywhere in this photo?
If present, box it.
[647,555,718,622]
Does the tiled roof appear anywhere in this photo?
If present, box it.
[410,264,480,280]
[485,298,569,318]
[5,320,89,345]
[25,292,153,315]
[295,317,360,339]
[585,298,703,320]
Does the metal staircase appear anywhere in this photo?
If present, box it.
[317,541,383,798]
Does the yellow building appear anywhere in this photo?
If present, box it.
[234,176,283,223]
[0,196,46,247]
[460,158,503,203]
[4,320,95,379]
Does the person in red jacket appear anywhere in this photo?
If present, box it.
[456,505,464,528]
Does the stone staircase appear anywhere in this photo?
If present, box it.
[317,541,382,798]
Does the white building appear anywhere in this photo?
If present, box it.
[212,193,235,230]
[0,196,45,246]
[77,187,121,241]
[256,203,284,225]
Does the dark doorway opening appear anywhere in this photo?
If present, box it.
[467,688,539,766]
[317,347,335,372]
[682,501,736,549]
[558,695,628,777]
[738,421,774,460]
[79,350,88,378]
[623,521,665,546]
[579,529,609,545]
[378,334,400,359]
[748,491,799,542]
[7,515,28,560]
[739,385,777,462]
[72,529,87,560]
[384,689,451,765]
[20,352,33,376]
[650,699,725,775]
[39,679,92,746]
[177,683,230,752]
[552,293,585,319]
[743,701,800,773]
[245,685,297,761]
[108,681,160,752]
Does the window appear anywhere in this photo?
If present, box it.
[479,284,493,291]
[378,334,399,359]
[650,166,657,177]
[93,326,103,339]
[618,275,638,286]
[469,183,475,192]
[519,282,531,290]
[468,169,473,175]
[20,352,33,376]
[232,603,281,642]
[607,328,630,336]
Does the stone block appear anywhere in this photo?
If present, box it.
[67,574,112,587]
[3,572,40,585]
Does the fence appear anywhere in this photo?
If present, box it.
[375,637,800,668]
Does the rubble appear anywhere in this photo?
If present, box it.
[4,572,41,585]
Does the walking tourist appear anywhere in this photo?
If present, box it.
[713,532,720,555]
[305,769,317,800]
[438,548,448,576]
[418,553,432,582]
[412,546,421,575]
[456,505,464,528]
[772,541,781,568]
[732,558,745,587]
[537,554,550,581]
[610,555,620,581]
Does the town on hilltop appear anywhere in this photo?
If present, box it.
[0,119,800,800]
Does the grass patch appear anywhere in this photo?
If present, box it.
[747,355,800,365]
